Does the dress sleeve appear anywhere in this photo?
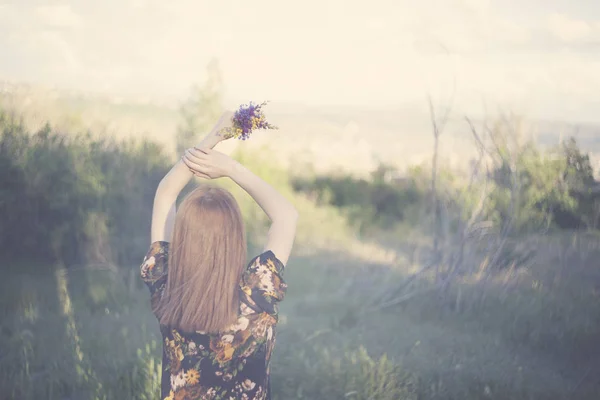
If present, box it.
[140,241,170,300]
[239,250,288,316]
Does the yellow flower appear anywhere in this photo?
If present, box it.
[172,330,183,343]
[186,369,200,386]
[166,339,185,372]
[223,345,235,360]
[265,259,277,273]
[242,286,252,296]
[167,339,184,358]
[164,390,174,400]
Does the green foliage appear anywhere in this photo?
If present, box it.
[0,105,356,268]
[553,137,600,229]
[487,134,599,232]
[291,166,426,233]
[272,344,417,400]
[0,109,170,267]
[0,265,162,400]
[88,137,170,265]
[561,137,595,189]
[176,59,223,155]
[289,123,599,238]
[0,261,418,400]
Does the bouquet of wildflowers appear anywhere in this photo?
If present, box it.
[218,101,278,140]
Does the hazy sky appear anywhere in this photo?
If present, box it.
[1,0,599,123]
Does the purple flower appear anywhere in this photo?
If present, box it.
[221,101,277,140]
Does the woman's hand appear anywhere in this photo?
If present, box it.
[204,110,235,145]
[182,147,237,179]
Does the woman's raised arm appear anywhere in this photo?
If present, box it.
[150,112,233,243]
[182,146,298,264]
[228,161,298,266]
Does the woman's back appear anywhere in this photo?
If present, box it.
[141,241,288,400]
[144,112,298,399]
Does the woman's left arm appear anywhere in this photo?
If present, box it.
[150,112,233,243]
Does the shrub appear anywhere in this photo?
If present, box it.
[0,110,170,267]
[291,167,427,233]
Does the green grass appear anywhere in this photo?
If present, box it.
[3,224,600,399]
[0,250,417,400]
[3,153,600,399]
[2,149,600,399]
[0,156,418,399]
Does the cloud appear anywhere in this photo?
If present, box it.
[39,31,83,73]
[1,0,600,123]
[0,3,21,30]
[546,13,600,43]
[0,3,83,79]
[34,4,83,29]
[407,0,535,56]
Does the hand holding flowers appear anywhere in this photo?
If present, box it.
[186,101,277,178]
[216,101,277,141]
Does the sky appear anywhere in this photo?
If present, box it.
[1,0,599,123]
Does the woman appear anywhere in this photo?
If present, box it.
[140,112,298,400]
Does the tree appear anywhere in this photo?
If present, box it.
[176,58,224,156]
[554,137,599,229]
[561,137,595,191]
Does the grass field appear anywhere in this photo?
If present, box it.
[2,179,600,399]
[1,86,600,399]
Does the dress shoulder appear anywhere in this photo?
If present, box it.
[239,250,288,316]
[140,241,170,295]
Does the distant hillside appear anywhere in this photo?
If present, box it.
[1,81,599,177]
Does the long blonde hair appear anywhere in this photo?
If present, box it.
[154,184,247,333]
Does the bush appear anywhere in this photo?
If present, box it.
[291,167,426,232]
[0,110,170,267]
[290,130,600,238]
[487,136,599,233]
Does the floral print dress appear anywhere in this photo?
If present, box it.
[140,241,288,400]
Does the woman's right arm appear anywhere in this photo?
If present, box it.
[228,161,298,266]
